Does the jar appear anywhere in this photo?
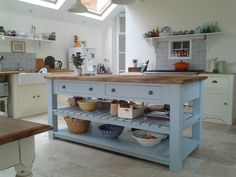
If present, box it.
[217,61,226,73]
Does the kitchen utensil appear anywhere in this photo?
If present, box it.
[140,60,149,72]
[174,60,189,71]
[44,56,55,68]
[54,60,62,69]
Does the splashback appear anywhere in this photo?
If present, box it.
[0,52,36,72]
[155,39,206,70]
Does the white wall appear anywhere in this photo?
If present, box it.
[126,0,236,72]
[0,10,104,68]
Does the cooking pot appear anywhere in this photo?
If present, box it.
[54,60,62,69]
[174,61,189,71]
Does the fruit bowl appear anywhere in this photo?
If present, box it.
[130,130,167,147]
[77,100,98,112]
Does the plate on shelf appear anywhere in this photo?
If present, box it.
[146,111,170,120]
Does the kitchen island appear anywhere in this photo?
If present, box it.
[45,75,207,172]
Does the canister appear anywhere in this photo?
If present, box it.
[217,61,226,73]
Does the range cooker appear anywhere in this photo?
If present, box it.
[144,70,204,75]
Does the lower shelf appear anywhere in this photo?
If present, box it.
[53,123,199,167]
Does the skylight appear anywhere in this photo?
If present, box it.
[79,0,117,21]
[18,0,66,9]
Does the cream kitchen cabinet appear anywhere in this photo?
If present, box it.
[200,74,236,125]
[9,74,48,119]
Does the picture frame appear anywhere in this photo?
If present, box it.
[11,41,25,53]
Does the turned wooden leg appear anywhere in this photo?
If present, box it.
[14,137,35,177]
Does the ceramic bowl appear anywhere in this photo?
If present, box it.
[130,130,167,147]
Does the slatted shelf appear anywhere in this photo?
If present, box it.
[53,106,170,134]
[54,124,198,165]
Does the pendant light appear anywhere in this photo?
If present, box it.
[111,0,136,4]
[68,0,88,13]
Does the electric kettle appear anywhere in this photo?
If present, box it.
[54,60,62,69]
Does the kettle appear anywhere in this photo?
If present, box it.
[54,60,62,69]
[206,58,218,72]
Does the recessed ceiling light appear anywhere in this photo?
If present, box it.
[17,0,66,10]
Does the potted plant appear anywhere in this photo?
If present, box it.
[133,59,138,67]
[72,52,84,75]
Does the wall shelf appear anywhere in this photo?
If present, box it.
[0,35,56,43]
[144,32,223,41]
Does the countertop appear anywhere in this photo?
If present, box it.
[0,71,20,75]
[0,118,52,145]
[45,75,207,84]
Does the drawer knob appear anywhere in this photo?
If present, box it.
[212,80,218,83]
[148,90,153,95]
[111,88,116,93]
[62,85,66,89]
[89,87,93,91]
[224,102,228,105]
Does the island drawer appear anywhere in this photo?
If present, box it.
[56,81,105,96]
[106,84,163,100]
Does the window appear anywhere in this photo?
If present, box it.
[17,0,65,9]
[79,0,117,21]
[169,40,192,59]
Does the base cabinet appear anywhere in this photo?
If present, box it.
[9,75,47,118]
[200,74,236,125]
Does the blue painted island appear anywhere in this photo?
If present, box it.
[45,74,207,172]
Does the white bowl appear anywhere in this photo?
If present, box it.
[130,130,167,147]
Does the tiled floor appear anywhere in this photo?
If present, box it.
[1,114,236,177]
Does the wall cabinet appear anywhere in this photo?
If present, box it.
[200,74,236,125]
[8,74,47,118]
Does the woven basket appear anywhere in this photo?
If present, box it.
[64,116,90,134]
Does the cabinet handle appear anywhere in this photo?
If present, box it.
[89,87,93,91]
[148,90,153,95]
[62,85,66,89]
[111,88,116,93]
[212,80,218,83]
[33,96,36,98]
[37,95,40,98]
[224,102,228,105]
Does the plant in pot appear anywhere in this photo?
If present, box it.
[72,52,84,76]
[133,59,138,67]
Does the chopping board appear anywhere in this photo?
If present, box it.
[35,58,44,72]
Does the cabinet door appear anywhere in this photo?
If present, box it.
[34,84,48,112]
[204,89,228,117]
[17,85,35,116]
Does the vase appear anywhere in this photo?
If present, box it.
[74,68,82,76]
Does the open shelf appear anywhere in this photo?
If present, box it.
[54,124,199,165]
[0,35,56,43]
[54,106,197,135]
[144,32,223,41]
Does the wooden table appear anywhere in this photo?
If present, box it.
[0,118,52,177]
[45,74,207,172]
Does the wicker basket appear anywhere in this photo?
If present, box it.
[64,116,90,134]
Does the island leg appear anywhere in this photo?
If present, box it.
[169,84,184,172]
[15,137,35,177]
[47,80,58,139]
[192,81,204,148]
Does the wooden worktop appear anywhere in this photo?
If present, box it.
[45,74,207,84]
[0,118,52,145]
[0,71,20,75]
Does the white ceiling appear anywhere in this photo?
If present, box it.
[0,0,125,27]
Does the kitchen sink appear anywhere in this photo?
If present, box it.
[18,72,51,85]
